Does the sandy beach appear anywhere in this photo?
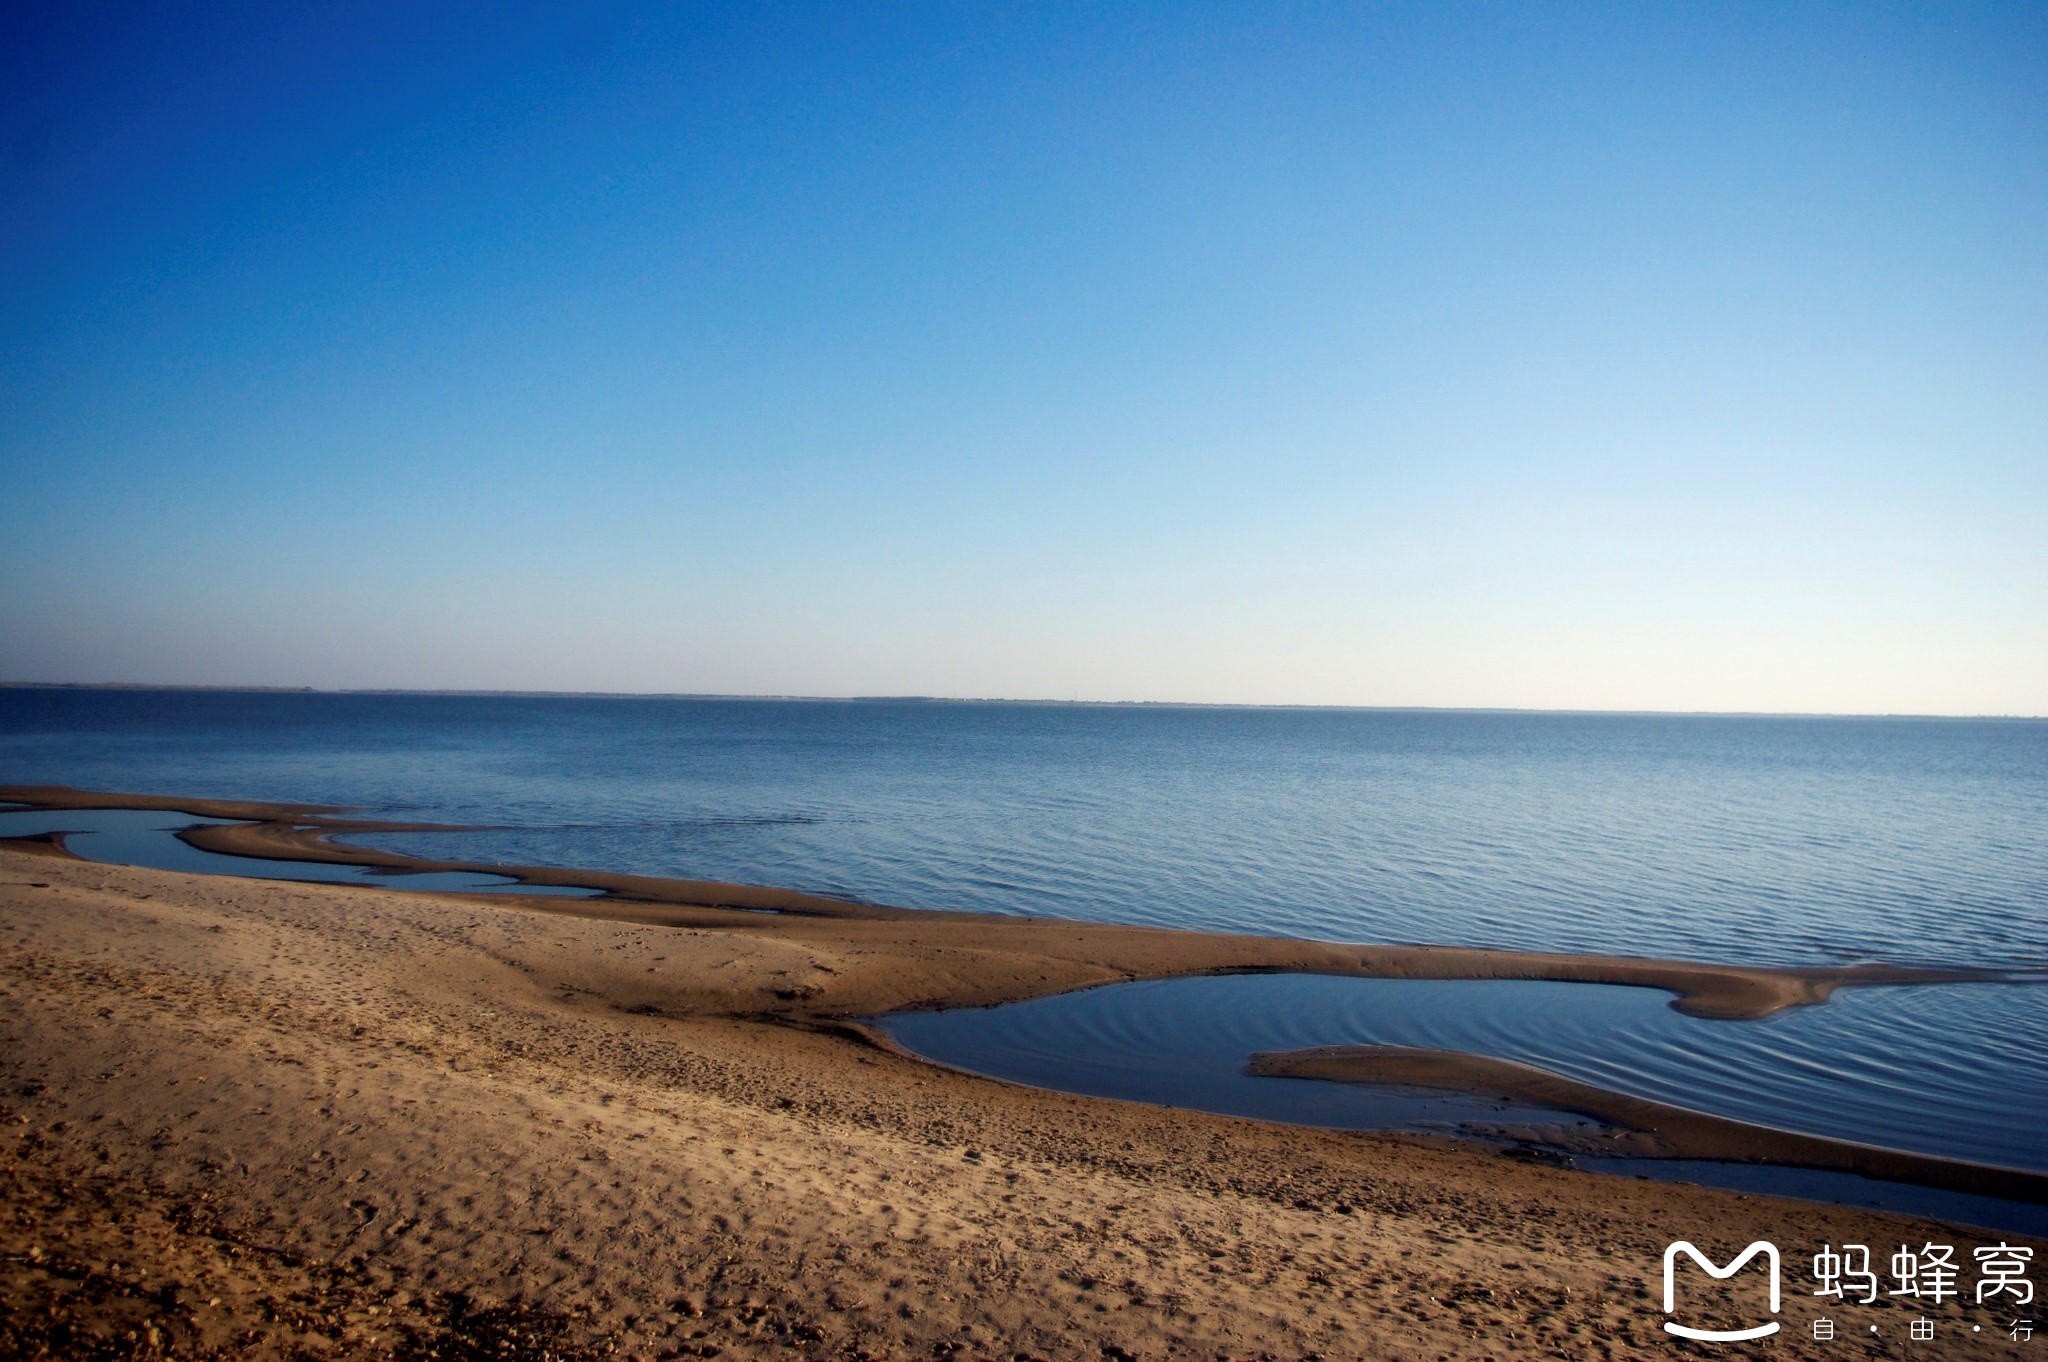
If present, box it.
[2,798,2042,1359]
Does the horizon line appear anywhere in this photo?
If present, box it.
[1,680,2039,723]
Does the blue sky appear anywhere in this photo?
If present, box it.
[3,2,2042,712]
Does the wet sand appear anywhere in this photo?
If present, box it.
[2,785,2042,1359]
[1247,1046,2048,1203]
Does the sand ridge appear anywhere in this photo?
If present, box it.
[1247,1046,2048,1203]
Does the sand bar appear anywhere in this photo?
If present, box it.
[1247,1046,2048,1203]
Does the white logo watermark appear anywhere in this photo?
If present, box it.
[1656,1237,2037,1344]
[1661,1240,1782,1342]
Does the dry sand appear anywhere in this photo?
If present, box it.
[2,796,2042,1359]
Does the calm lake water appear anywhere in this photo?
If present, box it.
[0,807,598,895]
[877,974,2047,1172]
[4,687,2043,1182]
[878,973,2048,1231]
[3,688,2041,971]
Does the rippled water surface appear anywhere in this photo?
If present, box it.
[878,974,2048,1173]
[3,689,2041,971]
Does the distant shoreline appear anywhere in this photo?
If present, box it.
[2,681,2039,721]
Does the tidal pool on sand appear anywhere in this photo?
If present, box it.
[874,973,2047,1174]
[0,808,600,896]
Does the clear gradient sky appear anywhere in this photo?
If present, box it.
[2,3,2043,713]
